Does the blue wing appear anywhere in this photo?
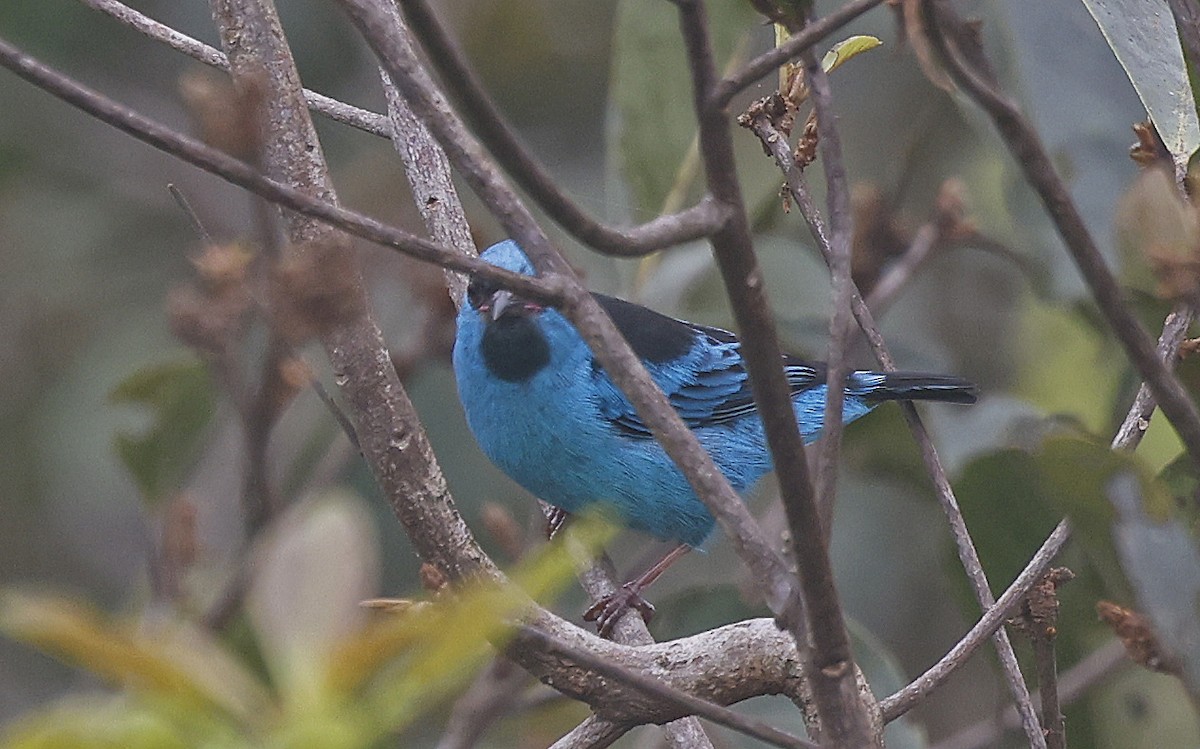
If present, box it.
[588,294,824,438]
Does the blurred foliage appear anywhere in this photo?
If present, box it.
[110,359,215,508]
[3,0,1200,746]
[0,494,611,748]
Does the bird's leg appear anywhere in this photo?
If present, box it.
[544,506,570,539]
[583,543,692,637]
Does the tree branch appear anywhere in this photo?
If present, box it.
[78,0,392,137]
[515,625,818,749]
[742,102,1043,747]
[923,0,1200,471]
[672,0,878,744]
[396,0,730,256]
[930,640,1128,749]
[802,46,854,524]
[879,520,1071,720]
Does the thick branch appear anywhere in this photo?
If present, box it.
[673,1,878,745]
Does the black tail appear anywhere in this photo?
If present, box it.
[849,371,978,405]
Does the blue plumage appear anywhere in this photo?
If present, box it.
[453,240,977,548]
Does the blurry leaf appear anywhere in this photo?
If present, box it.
[1016,301,1121,434]
[1080,0,1200,169]
[335,515,614,732]
[2,696,199,749]
[110,359,214,507]
[1107,470,1200,697]
[0,592,247,719]
[1116,167,1200,300]
[1036,436,1158,600]
[1085,666,1200,748]
[821,35,883,74]
[246,491,379,709]
[156,621,274,726]
[609,0,756,213]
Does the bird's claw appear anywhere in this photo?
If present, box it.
[545,507,569,539]
[583,583,656,638]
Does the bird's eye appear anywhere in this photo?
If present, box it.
[467,278,497,310]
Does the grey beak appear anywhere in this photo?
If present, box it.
[490,289,515,321]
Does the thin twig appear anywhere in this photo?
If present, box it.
[712,0,885,109]
[923,0,1200,471]
[803,46,854,525]
[78,0,391,137]
[397,0,730,256]
[744,110,1044,746]
[930,640,1128,749]
[672,0,879,744]
[514,626,819,749]
[879,520,1072,720]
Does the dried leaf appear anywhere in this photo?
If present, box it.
[1098,600,1182,675]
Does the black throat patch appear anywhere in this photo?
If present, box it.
[481,314,551,382]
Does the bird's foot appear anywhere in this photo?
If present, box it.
[545,507,569,539]
[583,583,656,638]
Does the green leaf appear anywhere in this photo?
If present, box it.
[608,0,757,214]
[1080,0,1200,170]
[344,514,614,733]
[821,35,883,74]
[1015,301,1121,434]
[111,359,214,507]
[0,592,262,722]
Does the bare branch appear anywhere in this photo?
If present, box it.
[514,625,819,749]
[397,0,730,256]
[742,106,1043,746]
[802,47,854,524]
[930,640,1128,749]
[549,717,629,749]
[79,0,391,137]
[923,0,1200,471]
[880,520,1071,721]
[672,0,879,744]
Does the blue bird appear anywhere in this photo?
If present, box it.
[453,240,977,633]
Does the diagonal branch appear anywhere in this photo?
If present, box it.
[923,0,1200,471]
[397,0,730,256]
[79,0,391,137]
[711,0,884,109]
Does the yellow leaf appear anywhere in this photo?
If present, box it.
[821,35,883,74]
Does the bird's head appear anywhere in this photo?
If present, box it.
[456,240,569,383]
[463,240,545,322]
